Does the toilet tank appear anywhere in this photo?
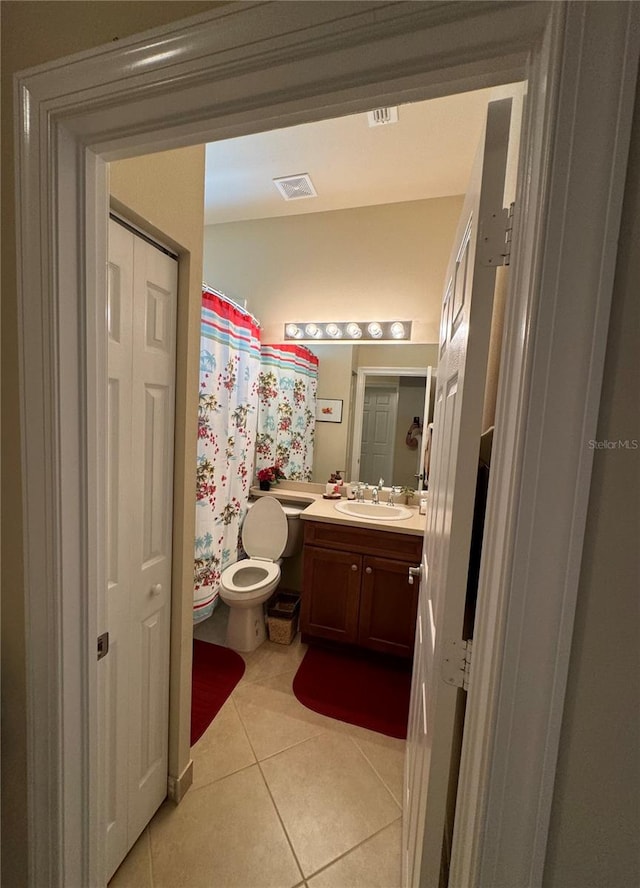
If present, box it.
[280,503,306,557]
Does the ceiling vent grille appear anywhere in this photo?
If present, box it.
[367,107,399,127]
[273,173,318,201]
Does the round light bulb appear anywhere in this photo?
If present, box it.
[346,323,362,339]
[367,322,383,339]
[325,323,342,338]
[390,322,405,339]
[305,323,321,338]
[285,324,300,338]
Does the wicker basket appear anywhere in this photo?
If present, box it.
[267,592,300,645]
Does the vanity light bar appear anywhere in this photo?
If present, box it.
[284,321,411,341]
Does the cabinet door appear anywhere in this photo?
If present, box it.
[358,556,419,658]
[302,546,361,644]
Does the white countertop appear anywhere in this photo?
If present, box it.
[249,485,426,537]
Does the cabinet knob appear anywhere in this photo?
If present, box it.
[150,583,162,596]
[365,566,373,574]
[351,564,358,571]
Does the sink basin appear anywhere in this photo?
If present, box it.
[334,501,412,521]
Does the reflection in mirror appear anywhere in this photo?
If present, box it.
[304,343,438,487]
[359,376,427,489]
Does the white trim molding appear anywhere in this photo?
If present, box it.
[13,2,639,886]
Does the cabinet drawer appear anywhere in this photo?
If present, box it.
[304,521,422,562]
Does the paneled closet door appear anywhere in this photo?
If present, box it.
[104,219,177,880]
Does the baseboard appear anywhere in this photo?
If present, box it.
[167,758,193,804]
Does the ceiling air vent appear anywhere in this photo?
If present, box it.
[273,173,318,201]
[367,107,399,127]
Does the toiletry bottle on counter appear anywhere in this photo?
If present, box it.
[419,495,428,515]
[325,473,340,497]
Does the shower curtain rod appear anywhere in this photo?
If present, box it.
[202,282,261,329]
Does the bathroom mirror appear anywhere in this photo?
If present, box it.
[307,342,438,488]
[351,367,435,490]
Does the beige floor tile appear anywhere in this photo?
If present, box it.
[149,765,302,888]
[233,670,331,760]
[239,633,307,685]
[108,828,152,888]
[307,820,402,888]
[295,713,407,806]
[260,732,400,877]
[190,697,256,790]
[349,730,406,806]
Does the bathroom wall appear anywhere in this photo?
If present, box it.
[203,196,463,343]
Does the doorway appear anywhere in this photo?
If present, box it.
[14,4,636,886]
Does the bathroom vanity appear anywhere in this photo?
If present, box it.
[249,484,426,659]
[300,503,424,659]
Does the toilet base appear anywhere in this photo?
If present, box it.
[225,603,267,652]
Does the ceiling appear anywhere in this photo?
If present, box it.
[203,85,519,226]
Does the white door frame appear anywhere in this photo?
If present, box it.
[13,3,639,886]
[350,366,428,485]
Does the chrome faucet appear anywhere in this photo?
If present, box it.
[371,486,379,505]
[355,483,365,502]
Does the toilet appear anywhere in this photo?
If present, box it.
[219,496,305,652]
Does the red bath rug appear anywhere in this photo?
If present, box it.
[293,645,411,739]
[191,640,245,745]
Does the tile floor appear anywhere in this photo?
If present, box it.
[109,602,405,888]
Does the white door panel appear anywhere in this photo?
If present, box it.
[104,221,177,879]
[103,221,134,873]
[360,386,398,483]
[128,235,176,843]
[403,99,513,888]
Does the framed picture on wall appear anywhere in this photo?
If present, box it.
[316,398,343,423]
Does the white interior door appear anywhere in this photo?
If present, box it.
[403,98,513,888]
[360,384,398,484]
[103,219,177,879]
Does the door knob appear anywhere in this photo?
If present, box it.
[408,565,422,585]
[151,583,162,596]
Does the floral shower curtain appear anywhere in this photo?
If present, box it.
[193,289,261,624]
[255,343,319,482]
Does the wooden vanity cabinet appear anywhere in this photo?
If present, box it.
[301,521,422,658]
[302,545,361,644]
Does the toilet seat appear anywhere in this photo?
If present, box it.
[218,498,290,652]
[219,497,288,601]
[220,558,280,600]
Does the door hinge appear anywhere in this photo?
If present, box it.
[478,201,515,268]
[441,638,473,691]
[97,631,109,661]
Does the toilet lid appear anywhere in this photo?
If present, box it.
[242,496,288,561]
